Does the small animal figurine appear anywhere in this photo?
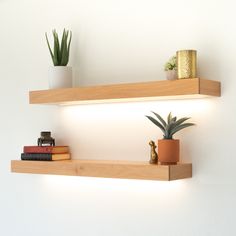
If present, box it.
[149,140,158,164]
[37,131,55,146]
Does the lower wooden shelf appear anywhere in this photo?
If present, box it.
[11,160,192,181]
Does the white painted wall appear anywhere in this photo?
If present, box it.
[0,0,235,235]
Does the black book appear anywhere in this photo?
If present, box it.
[21,153,70,161]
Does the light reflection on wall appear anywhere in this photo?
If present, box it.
[54,98,217,161]
[41,174,186,196]
[59,98,216,119]
[39,175,191,223]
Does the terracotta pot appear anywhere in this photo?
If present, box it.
[158,139,179,165]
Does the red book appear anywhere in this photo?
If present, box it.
[23,146,69,154]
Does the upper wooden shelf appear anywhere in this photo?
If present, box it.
[11,160,192,181]
[29,78,221,105]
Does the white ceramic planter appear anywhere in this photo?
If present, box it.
[166,70,177,80]
[49,66,72,89]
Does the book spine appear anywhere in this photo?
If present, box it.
[21,153,52,161]
[23,147,53,153]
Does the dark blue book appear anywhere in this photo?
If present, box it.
[21,153,70,161]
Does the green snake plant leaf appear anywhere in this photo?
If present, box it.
[46,28,72,66]
[61,29,69,65]
[61,29,71,66]
[146,116,165,133]
[45,33,56,65]
[67,31,72,60]
[53,30,61,65]
[60,29,66,50]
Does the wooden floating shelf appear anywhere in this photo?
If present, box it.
[11,160,192,181]
[29,78,221,105]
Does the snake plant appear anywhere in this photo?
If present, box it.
[146,112,195,139]
[46,29,72,66]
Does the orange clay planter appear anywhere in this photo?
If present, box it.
[158,139,179,165]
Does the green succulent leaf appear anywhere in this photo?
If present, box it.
[164,56,177,71]
[152,111,167,127]
[169,123,195,137]
[171,116,177,123]
[175,117,190,126]
[146,116,165,133]
[165,119,176,139]
[171,117,190,130]
[167,112,172,124]
[164,130,170,139]
[146,111,195,139]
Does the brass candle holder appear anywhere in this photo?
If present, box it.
[176,50,197,79]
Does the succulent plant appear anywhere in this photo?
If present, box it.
[146,112,195,139]
[46,29,72,66]
[164,56,177,71]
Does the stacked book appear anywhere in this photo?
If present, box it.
[21,146,70,161]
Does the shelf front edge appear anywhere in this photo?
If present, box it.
[29,78,221,105]
[11,160,192,181]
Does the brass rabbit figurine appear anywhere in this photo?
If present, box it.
[149,140,158,164]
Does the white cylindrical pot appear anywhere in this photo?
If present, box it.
[49,66,72,89]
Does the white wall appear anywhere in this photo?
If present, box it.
[0,0,235,235]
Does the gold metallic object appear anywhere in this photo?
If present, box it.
[149,140,158,164]
[177,50,197,79]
